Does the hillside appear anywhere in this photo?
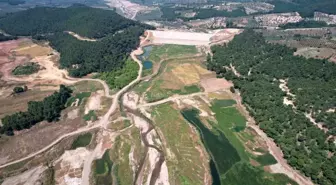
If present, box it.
[207,29,336,185]
[0,5,153,77]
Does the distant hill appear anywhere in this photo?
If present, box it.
[0,5,154,77]
[271,0,336,17]
[0,4,150,38]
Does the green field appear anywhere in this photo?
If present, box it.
[181,103,296,185]
[71,133,92,149]
[146,81,201,102]
[110,128,143,185]
[152,103,206,185]
[148,44,198,63]
[94,149,113,185]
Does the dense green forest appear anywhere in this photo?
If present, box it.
[279,20,330,29]
[0,5,153,77]
[0,33,17,41]
[271,0,336,17]
[207,30,336,185]
[0,85,72,136]
[0,4,151,38]
[0,0,25,6]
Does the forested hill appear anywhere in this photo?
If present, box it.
[0,5,154,77]
[0,4,150,38]
[271,0,336,17]
[207,30,336,185]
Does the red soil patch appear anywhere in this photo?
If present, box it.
[200,78,233,92]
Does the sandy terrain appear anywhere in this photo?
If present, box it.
[2,165,47,185]
[123,91,139,110]
[104,0,150,19]
[145,147,160,185]
[154,161,170,185]
[85,91,103,114]
[200,78,233,92]
[54,147,91,185]
[132,114,149,134]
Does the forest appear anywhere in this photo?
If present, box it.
[0,85,72,136]
[0,33,17,41]
[279,20,331,29]
[207,30,336,185]
[0,5,153,77]
[271,0,336,17]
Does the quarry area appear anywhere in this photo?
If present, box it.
[0,26,318,185]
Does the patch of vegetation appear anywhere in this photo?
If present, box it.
[12,62,40,76]
[94,58,139,89]
[213,99,236,107]
[71,81,103,93]
[254,153,278,166]
[271,0,336,17]
[0,85,72,136]
[71,132,92,149]
[94,149,113,185]
[279,20,331,29]
[208,29,336,185]
[182,108,295,185]
[211,104,247,136]
[0,5,153,77]
[148,44,198,62]
[83,110,97,121]
[152,104,205,185]
[12,85,27,94]
[66,92,91,107]
[222,162,297,185]
[146,82,201,102]
[0,33,17,41]
[181,109,241,175]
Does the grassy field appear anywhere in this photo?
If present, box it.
[148,45,198,63]
[110,127,143,185]
[182,107,297,185]
[152,103,206,185]
[71,133,92,149]
[146,82,201,102]
[70,81,104,93]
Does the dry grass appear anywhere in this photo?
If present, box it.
[0,114,85,165]
[0,89,54,119]
[14,43,52,58]
[208,91,232,99]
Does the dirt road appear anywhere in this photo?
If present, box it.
[137,92,206,108]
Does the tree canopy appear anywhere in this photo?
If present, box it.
[207,29,336,185]
[0,85,72,136]
[0,5,154,77]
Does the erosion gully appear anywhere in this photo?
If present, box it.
[118,69,165,185]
